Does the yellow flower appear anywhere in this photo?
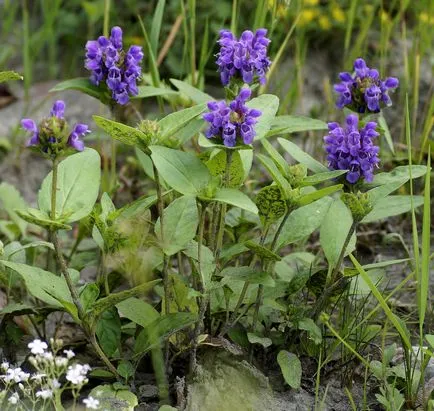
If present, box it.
[380,10,390,23]
[304,0,319,5]
[319,15,331,30]
[298,8,318,26]
[331,5,345,23]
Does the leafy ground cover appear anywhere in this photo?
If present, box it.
[0,1,433,410]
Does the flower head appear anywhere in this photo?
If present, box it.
[36,389,53,400]
[324,114,379,183]
[83,396,100,409]
[22,101,90,155]
[216,28,271,86]
[85,26,144,105]
[28,339,48,355]
[66,363,91,386]
[8,393,19,405]
[334,58,399,113]
[203,88,261,147]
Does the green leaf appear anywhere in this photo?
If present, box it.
[182,241,215,291]
[206,150,245,188]
[150,0,166,56]
[89,384,138,411]
[88,280,161,325]
[244,240,281,261]
[368,165,427,187]
[0,182,28,235]
[0,71,23,83]
[257,154,292,197]
[247,333,272,348]
[378,113,395,155]
[277,197,332,249]
[301,170,347,186]
[278,138,328,173]
[117,360,135,381]
[255,185,287,225]
[298,184,343,206]
[134,312,197,355]
[261,139,291,176]
[155,196,199,255]
[158,103,207,139]
[246,94,279,140]
[93,116,146,147]
[267,115,328,137]
[15,209,72,230]
[220,267,275,287]
[212,188,258,214]
[150,146,210,195]
[0,261,73,309]
[298,318,322,344]
[116,297,159,329]
[79,283,100,313]
[362,195,424,223]
[170,79,213,104]
[38,148,101,223]
[349,254,411,350]
[50,78,109,104]
[320,199,355,268]
[96,307,121,357]
[134,86,178,99]
[277,350,302,389]
[0,303,36,316]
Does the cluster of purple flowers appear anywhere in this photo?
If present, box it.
[203,88,261,147]
[334,58,399,113]
[324,114,379,184]
[216,29,271,86]
[22,100,90,152]
[85,26,143,105]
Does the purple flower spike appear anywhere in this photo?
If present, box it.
[22,101,90,153]
[203,88,262,147]
[68,124,90,152]
[324,114,380,184]
[21,119,39,146]
[84,26,143,105]
[216,28,271,86]
[334,58,399,113]
[50,100,65,118]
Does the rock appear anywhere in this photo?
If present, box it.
[139,384,159,399]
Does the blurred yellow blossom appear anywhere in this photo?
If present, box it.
[319,15,331,30]
[419,12,434,25]
[304,0,319,5]
[380,10,391,23]
[298,8,318,26]
[331,4,345,23]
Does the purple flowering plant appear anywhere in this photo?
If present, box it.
[21,100,90,156]
[324,114,380,184]
[334,58,399,113]
[203,88,262,147]
[85,26,143,106]
[217,28,271,87]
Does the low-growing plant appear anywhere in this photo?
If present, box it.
[0,5,432,410]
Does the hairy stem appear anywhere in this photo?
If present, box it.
[190,203,207,373]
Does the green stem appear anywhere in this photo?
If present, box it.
[153,162,170,315]
[89,332,120,378]
[331,221,357,281]
[190,202,207,373]
[214,149,233,259]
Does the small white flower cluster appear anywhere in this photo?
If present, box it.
[0,338,98,409]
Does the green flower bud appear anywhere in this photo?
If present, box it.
[287,164,307,187]
[341,191,373,222]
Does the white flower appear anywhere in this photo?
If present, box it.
[63,349,75,359]
[19,371,30,382]
[66,364,91,385]
[55,356,68,367]
[83,396,100,409]
[28,339,48,355]
[42,352,54,361]
[50,378,61,389]
[8,392,19,405]
[5,367,24,383]
[1,361,9,371]
[36,389,53,399]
